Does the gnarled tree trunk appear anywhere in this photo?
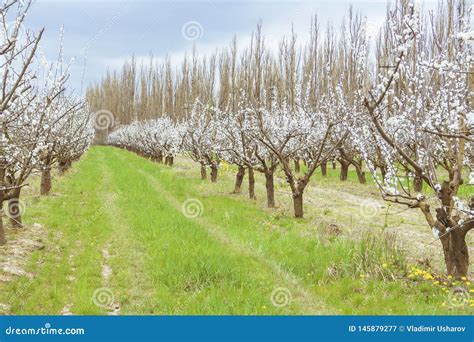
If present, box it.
[200,163,207,180]
[321,162,327,177]
[265,171,275,208]
[340,161,350,181]
[210,164,218,183]
[293,192,303,218]
[0,159,5,244]
[248,167,256,200]
[294,159,300,173]
[413,172,423,192]
[420,200,473,278]
[157,151,163,163]
[440,224,471,278]
[0,213,5,245]
[0,193,5,245]
[40,166,52,196]
[380,166,387,182]
[353,162,366,184]
[8,188,22,228]
[233,166,245,194]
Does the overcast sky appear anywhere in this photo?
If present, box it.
[25,0,438,94]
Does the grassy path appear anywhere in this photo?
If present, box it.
[0,146,470,315]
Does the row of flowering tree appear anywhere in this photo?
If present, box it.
[103,0,473,277]
[0,0,94,244]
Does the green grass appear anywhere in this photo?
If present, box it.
[0,146,471,315]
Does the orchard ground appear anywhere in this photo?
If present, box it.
[0,146,472,314]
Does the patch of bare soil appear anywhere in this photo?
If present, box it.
[101,247,120,315]
[0,222,45,314]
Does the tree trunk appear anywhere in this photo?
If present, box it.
[380,166,387,182]
[248,167,256,200]
[293,192,304,218]
[294,159,300,173]
[168,156,174,166]
[354,163,366,184]
[321,162,327,177]
[440,228,469,278]
[0,213,5,246]
[332,160,337,169]
[413,173,423,192]
[40,166,52,196]
[340,162,349,181]
[0,192,5,245]
[0,159,6,244]
[210,165,218,183]
[233,166,245,194]
[265,171,275,208]
[200,164,207,180]
[8,188,22,228]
